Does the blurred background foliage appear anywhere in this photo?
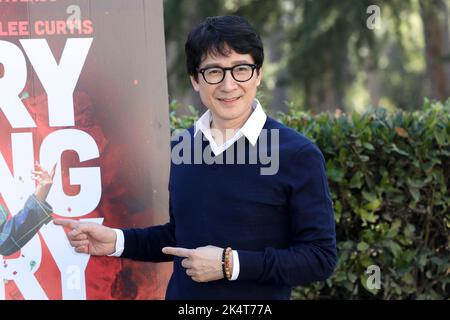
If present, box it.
[163,0,450,116]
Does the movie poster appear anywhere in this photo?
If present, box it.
[0,0,172,299]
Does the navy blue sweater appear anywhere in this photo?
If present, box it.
[122,117,337,299]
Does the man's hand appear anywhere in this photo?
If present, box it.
[53,219,117,256]
[32,162,56,202]
[162,245,230,282]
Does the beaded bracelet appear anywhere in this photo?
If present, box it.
[221,248,227,279]
[223,247,232,280]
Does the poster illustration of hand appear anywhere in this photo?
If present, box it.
[0,0,172,300]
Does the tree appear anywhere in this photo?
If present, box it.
[287,0,380,112]
[420,0,450,101]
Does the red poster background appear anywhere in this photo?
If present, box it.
[0,0,172,300]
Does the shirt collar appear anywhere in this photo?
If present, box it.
[194,99,267,146]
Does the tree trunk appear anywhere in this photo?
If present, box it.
[420,0,450,101]
[365,53,381,107]
[268,30,289,114]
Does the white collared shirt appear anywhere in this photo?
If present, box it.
[194,99,267,156]
[111,99,268,281]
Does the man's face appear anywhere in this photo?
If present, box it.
[190,48,262,126]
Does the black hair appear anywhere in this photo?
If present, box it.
[185,15,264,80]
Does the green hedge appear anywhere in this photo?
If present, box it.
[170,99,450,300]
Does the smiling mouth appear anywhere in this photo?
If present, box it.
[218,97,241,102]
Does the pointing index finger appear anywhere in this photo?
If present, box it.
[53,218,79,230]
[162,247,193,258]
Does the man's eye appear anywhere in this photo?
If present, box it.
[207,69,222,75]
[235,66,249,72]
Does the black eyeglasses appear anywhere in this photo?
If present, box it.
[197,64,259,84]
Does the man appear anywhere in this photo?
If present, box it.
[55,15,336,299]
[0,162,55,256]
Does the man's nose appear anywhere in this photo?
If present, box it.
[220,70,238,91]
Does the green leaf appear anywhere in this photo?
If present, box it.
[349,171,364,189]
[404,224,415,239]
[434,130,447,147]
[351,112,361,125]
[327,167,345,182]
[409,188,421,202]
[334,271,347,282]
[359,155,370,162]
[391,143,410,157]
[362,191,377,202]
[365,199,382,211]
[430,257,444,266]
[387,240,402,258]
[363,142,375,151]
[407,178,427,189]
[401,273,415,286]
[357,242,369,252]
[394,285,403,295]
[348,273,358,283]
[359,208,379,224]
[359,255,374,268]
[390,194,405,205]
[416,253,429,269]
[387,220,401,238]
[340,241,354,250]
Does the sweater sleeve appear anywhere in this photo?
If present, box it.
[237,142,337,286]
[0,194,53,256]
[120,196,177,262]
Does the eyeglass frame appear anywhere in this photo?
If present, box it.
[196,63,260,85]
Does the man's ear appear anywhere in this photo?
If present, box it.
[190,75,200,92]
[256,67,263,87]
